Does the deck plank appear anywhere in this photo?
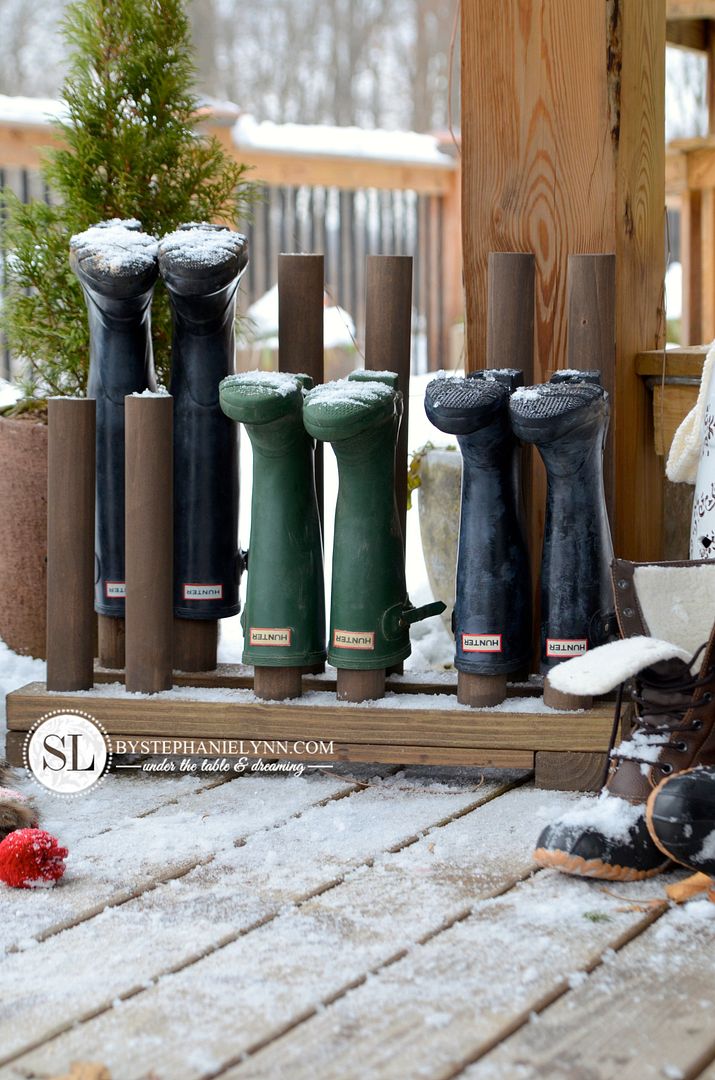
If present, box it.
[221,873,670,1080]
[462,900,715,1080]
[3,781,561,1077]
[0,768,370,957]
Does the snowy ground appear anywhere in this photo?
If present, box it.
[3,370,715,1079]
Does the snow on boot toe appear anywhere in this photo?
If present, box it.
[535,796,671,880]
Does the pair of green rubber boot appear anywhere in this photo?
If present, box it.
[219,370,443,686]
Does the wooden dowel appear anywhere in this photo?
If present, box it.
[485,252,536,693]
[337,668,386,703]
[253,665,303,702]
[278,253,325,522]
[173,618,218,673]
[125,395,173,694]
[566,253,616,517]
[97,614,125,670]
[364,254,413,548]
[457,672,508,708]
[46,398,96,691]
[275,253,326,684]
[486,252,535,380]
[543,675,593,712]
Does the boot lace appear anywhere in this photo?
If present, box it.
[607,642,713,778]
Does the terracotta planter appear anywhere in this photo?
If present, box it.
[417,448,461,633]
[0,416,48,657]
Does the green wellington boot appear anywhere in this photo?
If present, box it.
[303,371,444,691]
[219,371,326,686]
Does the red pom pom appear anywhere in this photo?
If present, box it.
[0,828,68,889]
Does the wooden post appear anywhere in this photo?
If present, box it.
[253,666,303,702]
[364,255,413,545]
[173,619,217,673]
[46,399,96,692]
[274,252,326,685]
[98,616,125,671]
[364,254,413,686]
[125,395,173,694]
[486,252,535,377]
[566,253,616,518]
[278,253,325,520]
[462,0,665,561]
[336,668,386,703]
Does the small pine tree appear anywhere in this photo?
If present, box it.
[3,0,253,409]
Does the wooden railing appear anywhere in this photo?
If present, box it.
[0,110,462,382]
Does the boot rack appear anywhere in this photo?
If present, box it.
[5,253,618,792]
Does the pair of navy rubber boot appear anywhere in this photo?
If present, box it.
[424,369,614,688]
[70,219,248,644]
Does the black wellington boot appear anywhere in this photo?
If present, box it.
[69,219,159,620]
[647,767,715,888]
[424,376,531,681]
[509,381,616,670]
[158,224,248,624]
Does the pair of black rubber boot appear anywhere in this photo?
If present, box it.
[70,219,248,637]
[218,370,443,689]
[424,369,614,689]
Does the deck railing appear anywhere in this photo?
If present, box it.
[0,109,462,382]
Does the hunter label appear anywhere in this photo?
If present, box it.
[333,629,375,650]
[462,633,502,653]
[546,638,588,658]
[105,581,126,598]
[249,627,292,647]
[183,583,223,600]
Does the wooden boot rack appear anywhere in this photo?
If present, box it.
[5,253,618,792]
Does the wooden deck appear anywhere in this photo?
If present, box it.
[1,758,714,1080]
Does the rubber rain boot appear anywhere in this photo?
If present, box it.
[219,370,326,698]
[509,381,615,679]
[158,224,248,669]
[304,371,444,700]
[425,375,531,705]
[535,559,715,880]
[69,218,159,655]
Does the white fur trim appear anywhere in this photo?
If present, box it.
[547,636,690,696]
[667,339,715,484]
[634,563,715,656]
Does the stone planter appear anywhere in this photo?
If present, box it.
[417,448,461,633]
[0,416,48,657]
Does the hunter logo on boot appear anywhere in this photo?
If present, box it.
[104,581,126,598]
[546,638,588,657]
[249,628,292,646]
[333,629,376,650]
[183,584,224,601]
[462,633,502,653]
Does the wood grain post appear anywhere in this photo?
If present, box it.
[462,0,665,561]
[365,255,413,546]
[457,672,507,709]
[486,250,536,682]
[337,668,386,703]
[365,255,412,682]
[535,750,606,792]
[46,398,96,692]
[173,618,217,673]
[277,252,326,683]
[566,253,616,519]
[543,677,593,713]
[253,666,303,702]
[486,252,535,377]
[278,253,325,520]
[125,395,173,694]
[98,615,125,670]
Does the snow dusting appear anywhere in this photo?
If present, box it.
[551,791,645,842]
[70,219,158,275]
[220,369,301,397]
[158,223,246,270]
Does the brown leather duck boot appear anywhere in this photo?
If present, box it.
[535,559,715,880]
